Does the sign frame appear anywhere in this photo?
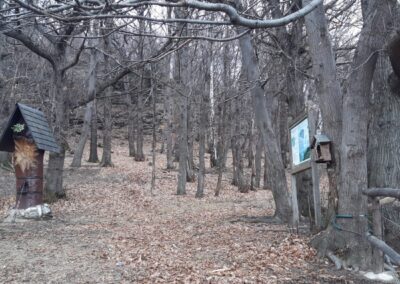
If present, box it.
[288,113,311,174]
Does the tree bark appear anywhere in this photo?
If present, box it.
[88,98,99,163]
[87,23,99,163]
[100,24,114,167]
[126,80,136,157]
[45,69,67,200]
[303,0,343,222]
[135,77,145,161]
[186,101,195,182]
[165,55,175,169]
[254,133,262,188]
[150,70,156,195]
[305,0,396,270]
[134,15,147,162]
[196,87,207,198]
[71,102,93,167]
[177,93,188,195]
[100,86,113,167]
[337,0,393,270]
[237,33,292,221]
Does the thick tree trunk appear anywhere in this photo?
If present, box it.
[100,26,113,167]
[45,70,67,200]
[87,32,99,164]
[71,102,93,167]
[269,0,305,167]
[368,41,400,271]
[303,0,343,222]
[305,0,395,270]
[237,27,292,222]
[338,0,393,270]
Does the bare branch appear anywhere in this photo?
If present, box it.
[363,188,400,199]
[12,0,323,28]
[61,37,87,73]
[4,30,55,67]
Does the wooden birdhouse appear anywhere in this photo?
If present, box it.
[0,103,60,209]
[311,134,332,163]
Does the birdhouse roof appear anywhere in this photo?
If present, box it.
[0,103,60,153]
[311,134,331,149]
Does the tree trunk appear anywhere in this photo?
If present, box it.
[134,16,148,162]
[303,0,343,223]
[196,90,207,198]
[368,39,400,272]
[215,45,229,196]
[247,120,254,168]
[165,55,175,169]
[100,25,113,167]
[186,101,195,182]
[177,93,188,195]
[135,77,145,161]
[306,0,395,270]
[338,0,394,270]
[100,86,113,167]
[126,80,136,157]
[88,98,99,163]
[254,133,262,188]
[71,102,93,167]
[87,29,99,164]
[237,26,292,222]
[208,51,218,168]
[150,71,156,195]
[45,69,67,200]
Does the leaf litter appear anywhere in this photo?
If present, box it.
[0,141,356,283]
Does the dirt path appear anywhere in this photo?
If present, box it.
[0,144,365,283]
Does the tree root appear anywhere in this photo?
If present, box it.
[327,250,342,270]
[230,215,283,224]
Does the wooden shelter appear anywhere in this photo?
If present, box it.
[0,103,60,209]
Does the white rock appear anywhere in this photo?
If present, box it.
[362,271,396,282]
[3,204,52,222]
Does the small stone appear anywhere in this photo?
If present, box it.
[116,261,124,267]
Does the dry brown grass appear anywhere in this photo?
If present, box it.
[13,138,38,172]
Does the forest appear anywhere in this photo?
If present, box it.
[0,0,400,283]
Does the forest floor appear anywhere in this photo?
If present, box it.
[0,140,385,283]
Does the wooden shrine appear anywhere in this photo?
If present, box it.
[0,103,60,209]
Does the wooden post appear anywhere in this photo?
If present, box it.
[291,174,299,233]
[308,110,322,230]
[311,160,321,229]
[371,197,384,272]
